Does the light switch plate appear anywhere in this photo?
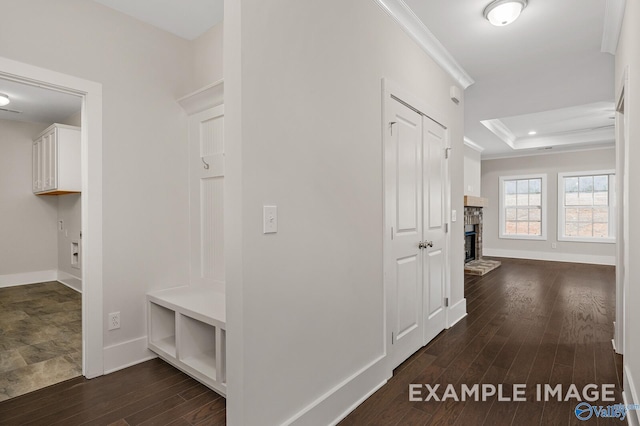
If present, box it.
[452,210,457,222]
[263,206,277,234]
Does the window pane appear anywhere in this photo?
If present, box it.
[517,222,529,234]
[505,221,517,234]
[530,208,541,221]
[593,223,608,237]
[578,208,593,223]
[517,180,529,194]
[529,179,541,194]
[578,223,593,237]
[566,222,578,236]
[506,208,517,221]
[529,222,541,236]
[565,192,579,206]
[565,208,578,222]
[578,192,593,206]
[565,177,579,193]
[517,194,529,206]
[593,207,608,223]
[505,180,517,194]
[529,193,541,206]
[517,209,528,221]
[505,194,517,206]
[594,191,608,206]
[579,176,594,192]
[594,175,608,191]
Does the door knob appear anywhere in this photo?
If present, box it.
[418,242,426,249]
[426,241,434,248]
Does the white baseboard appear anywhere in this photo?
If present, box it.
[0,270,58,288]
[448,298,467,328]
[625,365,640,426]
[282,355,389,426]
[483,248,615,266]
[103,336,157,374]
[57,271,82,293]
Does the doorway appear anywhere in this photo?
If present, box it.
[0,56,104,385]
[383,79,450,369]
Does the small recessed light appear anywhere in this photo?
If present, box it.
[0,93,10,107]
[528,131,537,135]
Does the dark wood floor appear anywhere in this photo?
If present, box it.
[0,358,226,425]
[341,258,623,426]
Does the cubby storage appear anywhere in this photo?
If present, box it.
[147,286,226,396]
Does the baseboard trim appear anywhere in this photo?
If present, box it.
[103,336,157,374]
[0,270,58,288]
[448,298,467,328]
[483,248,615,266]
[57,271,82,293]
[625,365,640,426]
[282,354,389,426]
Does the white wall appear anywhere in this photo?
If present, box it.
[225,0,465,424]
[464,145,481,196]
[0,0,193,364]
[193,22,223,90]
[482,149,616,265]
[0,119,56,285]
[616,0,640,420]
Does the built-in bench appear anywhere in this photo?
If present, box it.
[147,286,226,396]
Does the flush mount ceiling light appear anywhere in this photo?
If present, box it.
[484,0,528,26]
[528,130,537,135]
[0,93,9,107]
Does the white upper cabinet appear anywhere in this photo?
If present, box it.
[32,124,81,195]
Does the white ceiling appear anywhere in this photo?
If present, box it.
[404,0,616,157]
[0,78,81,124]
[92,0,224,40]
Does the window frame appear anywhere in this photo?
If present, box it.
[557,170,616,244]
[499,174,548,241]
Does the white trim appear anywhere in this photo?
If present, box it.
[483,248,616,266]
[103,336,157,375]
[498,173,548,241]
[463,137,484,153]
[0,270,58,288]
[282,355,388,426]
[625,365,640,426]
[57,271,82,293]
[601,0,627,54]
[557,170,616,243]
[372,0,474,89]
[0,56,104,379]
[482,144,615,161]
[480,119,516,149]
[447,298,467,328]
[177,79,224,115]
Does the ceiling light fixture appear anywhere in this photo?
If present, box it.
[0,93,10,107]
[484,0,528,27]
[528,130,537,135]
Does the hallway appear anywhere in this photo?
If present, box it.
[341,258,622,425]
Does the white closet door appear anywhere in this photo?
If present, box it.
[422,117,448,345]
[386,97,425,369]
[189,105,225,289]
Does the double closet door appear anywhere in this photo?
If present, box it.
[385,96,448,369]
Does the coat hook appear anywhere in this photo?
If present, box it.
[202,157,210,170]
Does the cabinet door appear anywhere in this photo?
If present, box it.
[32,139,43,193]
[43,131,58,191]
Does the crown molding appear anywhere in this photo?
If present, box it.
[601,0,626,54]
[480,118,516,149]
[481,144,615,161]
[372,0,475,89]
[463,137,485,152]
[177,79,224,115]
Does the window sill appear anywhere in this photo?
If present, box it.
[557,237,616,244]
[499,235,547,241]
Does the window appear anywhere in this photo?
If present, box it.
[558,171,615,243]
[499,174,547,240]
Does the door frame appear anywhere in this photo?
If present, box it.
[614,66,629,355]
[0,56,104,378]
[382,78,451,361]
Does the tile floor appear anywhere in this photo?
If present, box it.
[0,281,81,402]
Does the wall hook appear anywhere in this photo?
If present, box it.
[202,157,210,170]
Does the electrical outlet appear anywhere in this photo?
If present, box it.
[552,243,557,249]
[108,312,120,330]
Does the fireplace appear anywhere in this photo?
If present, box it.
[464,206,483,263]
[465,224,477,263]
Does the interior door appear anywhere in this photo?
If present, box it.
[386,98,424,369]
[188,105,225,289]
[422,117,448,344]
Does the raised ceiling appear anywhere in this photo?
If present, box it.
[92,0,224,40]
[0,78,81,124]
[403,0,618,158]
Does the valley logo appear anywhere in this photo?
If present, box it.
[574,402,640,421]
